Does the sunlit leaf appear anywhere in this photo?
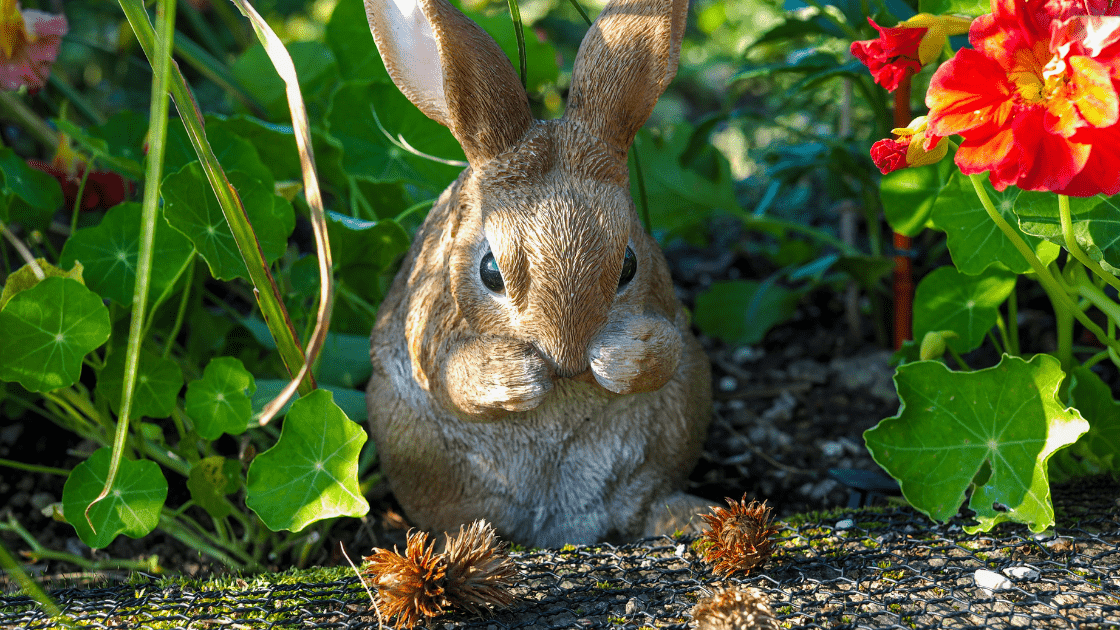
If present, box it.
[61,447,168,549]
[1015,191,1120,275]
[0,259,84,310]
[880,157,955,237]
[164,119,275,189]
[865,354,1088,533]
[61,202,194,306]
[232,42,341,121]
[96,350,183,419]
[0,277,110,392]
[913,266,1016,354]
[162,164,295,281]
[932,173,1059,275]
[185,356,256,440]
[246,389,369,532]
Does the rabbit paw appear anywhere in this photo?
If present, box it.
[589,315,683,395]
[445,337,554,418]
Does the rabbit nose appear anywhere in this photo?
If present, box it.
[532,339,591,379]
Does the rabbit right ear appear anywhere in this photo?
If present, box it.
[364,0,534,166]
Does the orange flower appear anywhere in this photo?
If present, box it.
[926,0,1120,196]
[871,116,949,174]
[0,0,67,92]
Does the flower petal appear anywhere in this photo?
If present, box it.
[927,48,1015,137]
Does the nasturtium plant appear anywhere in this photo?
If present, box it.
[96,350,184,420]
[246,390,369,532]
[879,157,955,237]
[0,147,64,230]
[60,201,195,306]
[911,266,1016,354]
[188,456,242,519]
[0,276,111,393]
[1050,366,1120,482]
[61,447,169,549]
[162,164,295,281]
[865,355,1088,533]
[930,173,1059,275]
[186,357,256,440]
[0,259,84,310]
[1015,192,1120,274]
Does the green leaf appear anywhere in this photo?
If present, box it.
[932,174,1059,275]
[865,354,1088,533]
[920,0,991,17]
[208,115,302,183]
[630,124,739,239]
[694,280,803,346]
[880,157,956,237]
[1015,192,1120,274]
[0,277,111,392]
[162,164,295,281]
[469,10,559,94]
[232,41,341,121]
[913,266,1016,354]
[1050,366,1120,482]
[325,0,391,83]
[56,111,147,178]
[60,201,195,306]
[326,81,464,190]
[0,146,64,230]
[164,118,275,190]
[246,389,369,532]
[187,456,241,519]
[96,350,183,420]
[61,447,168,549]
[186,357,256,440]
[0,259,84,311]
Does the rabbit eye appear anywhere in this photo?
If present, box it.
[479,251,505,294]
[618,246,637,290]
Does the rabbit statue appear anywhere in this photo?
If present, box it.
[364,0,712,548]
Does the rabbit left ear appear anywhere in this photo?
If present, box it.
[365,0,534,166]
[563,0,688,154]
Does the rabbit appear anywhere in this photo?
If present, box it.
[364,0,712,548]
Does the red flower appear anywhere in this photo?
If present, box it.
[852,19,927,92]
[0,0,67,92]
[925,0,1120,196]
[26,137,132,212]
[851,15,974,92]
[871,116,949,174]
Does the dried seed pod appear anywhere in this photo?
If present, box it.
[363,529,449,628]
[699,496,777,577]
[691,586,779,630]
[443,520,518,613]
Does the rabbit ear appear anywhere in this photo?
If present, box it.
[563,0,688,153]
[365,0,533,166]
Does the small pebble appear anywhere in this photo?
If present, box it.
[733,346,764,363]
[835,519,855,530]
[975,569,1012,594]
[624,597,643,615]
[820,441,844,458]
[719,376,738,392]
[1003,565,1040,580]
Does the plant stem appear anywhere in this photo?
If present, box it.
[1074,267,1120,326]
[0,458,70,476]
[505,0,528,89]
[0,541,63,619]
[162,254,196,359]
[968,173,1120,369]
[1058,194,1120,293]
[1006,282,1020,355]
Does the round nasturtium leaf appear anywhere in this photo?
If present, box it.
[0,277,111,392]
[96,350,184,419]
[162,164,294,281]
[185,356,256,440]
[0,259,84,311]
[60,201,194,306]
[246,389,369,532]
[912,266,1017,354]
[187,456,242,519]
[931,172,1059,275]
[865,354,1088,533]
[61,447,168,549]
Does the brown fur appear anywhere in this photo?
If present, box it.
[365,0,712,547]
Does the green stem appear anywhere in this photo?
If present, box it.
[947,345,971,371]
[567,0,592,24]
[157,511,254,570]
[0,458,69,476]
[505,0,528,89]
[89,0,178,532]
[630,146,651,234]
[968,173,1120,368]
[1074,267,1120,326]
[70,164,92,235]
[1058,194,1120,294]
[1006,282,1020,356]
[0,91,59,149]
[987,325,1006,356]
[162,254,196,359]
[0,541,63,619]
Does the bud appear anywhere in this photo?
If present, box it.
[919,330,958,361]
[871,116,948,174]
